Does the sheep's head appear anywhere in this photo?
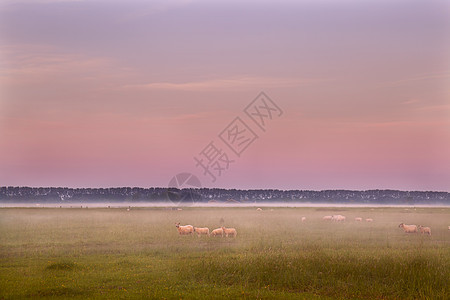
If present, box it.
[175,222,180,228]
[221,227,225,231]
[398,223,404,228]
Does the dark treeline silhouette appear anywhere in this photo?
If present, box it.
[1,186,449,205]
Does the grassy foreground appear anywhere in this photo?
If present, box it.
[0,207,449,299]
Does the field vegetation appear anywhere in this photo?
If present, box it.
[1,207,449,299]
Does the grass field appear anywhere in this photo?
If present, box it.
[0,206,449,299]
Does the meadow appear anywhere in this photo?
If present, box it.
[0,206,449,299]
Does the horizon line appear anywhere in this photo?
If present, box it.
[2,186,450,193]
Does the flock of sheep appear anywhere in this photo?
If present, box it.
[175,209,449,238]
[321,214,432,235]
[398,223,432,235]
[320,213,432,235]
[320,215,373,222]
[175,222,237,237]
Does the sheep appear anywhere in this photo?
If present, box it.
[175,223,194,235]
[256,208,262,211]
[323,215,333,221]
[193,227,210,237]
[221,226,237,238]
[301,217,306,222]
[365,218,373,222]
[355,217,362,222]
[448,226,450,230]
[332,215,346,222]
[418,225,431,236]
[211,227,224,237]
[398,223,418,233]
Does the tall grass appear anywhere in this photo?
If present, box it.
[0,207,449,299]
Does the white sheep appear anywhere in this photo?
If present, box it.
[256,208,262,211]
[323,215,333,221]
[301,217,306,222]
[193,227,210,237]
[211,227,224,237]
[365,218,373,222]
[398,223,418,233]
[332,215,346,222]
[175,223,194,235]
[355,217,362,222]
[418,225,431,236]
[221,226,237,238]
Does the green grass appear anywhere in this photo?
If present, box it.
[0,207,449,299]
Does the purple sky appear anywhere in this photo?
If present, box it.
[1,0,449,191]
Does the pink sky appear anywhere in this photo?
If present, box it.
[1,0,449,191]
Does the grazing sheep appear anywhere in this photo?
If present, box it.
[211,228,224,237]
[323,215,333,221]
[398,223,418,233]
[332,215,346,222]
[175,223,194,235]
[355,217,362,222]
[418,225,431,236]
[366,218,373,222]
[256,208,262,211]
[193,227,210,237]
[221,226,237,238]
[301,217,306,222]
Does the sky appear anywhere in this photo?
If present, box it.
[0,0,449,191]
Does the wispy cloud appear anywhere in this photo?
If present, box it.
[379,71,450,87]
[121,76,329,91]
[0,44,132,86]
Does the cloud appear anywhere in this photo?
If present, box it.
[0,44,132,87]
[1,44,107,73]
[380,71,450,87]
[121,76,328,91]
